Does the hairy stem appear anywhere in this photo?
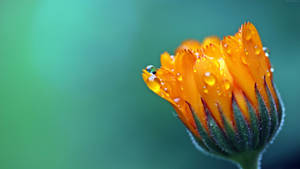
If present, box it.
[231,151,262,169]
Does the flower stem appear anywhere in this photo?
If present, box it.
[231,151,261,169]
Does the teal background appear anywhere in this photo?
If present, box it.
[0,0,299,169]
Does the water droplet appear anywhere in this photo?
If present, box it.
[226,49,232,55]
[270,67,274,72]
[244,48,249,56]
[203,89,208,94]
[263,47,270,57]
[266,71,271,77]
[241,55,248,65]
[177,76,182,81]
[148,77,160,93]
[224,80,231,90]
[170,55,175,60]
[174,98,180,103]
[193,69,197,73]
[203,72,216,86]
[223,43,228,48]
[146,65,157,74]
[177,73,183,81]
[254,45,261,55]
[148,74,156,82]
[164,88,168,91]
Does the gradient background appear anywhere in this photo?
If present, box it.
[0,0,299,169]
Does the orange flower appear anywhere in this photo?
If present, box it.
[142,22,283,158]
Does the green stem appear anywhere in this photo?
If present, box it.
[231,151,261,169]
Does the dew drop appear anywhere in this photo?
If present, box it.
[146,65,157,74]
[177,73,183,81]
[170,55,175,60]
[148,74,156,82]
[203,89,208,94]
[270,67,274,72]
[224,80,231,90]
[174,98,180,103]
[241,55,248,65]
[203,72,216,86]
[263,47,270,57]
[254,45,261,55]
[193,69,197,73]
[223,43,228,48]
[226,49,232,55]
[244,48,249,56]
[148,77,160,93]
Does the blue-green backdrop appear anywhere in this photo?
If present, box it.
[0,0,299,169]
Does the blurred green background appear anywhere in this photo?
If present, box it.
[0,0,299,169]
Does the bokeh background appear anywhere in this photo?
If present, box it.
[0,0,299,169]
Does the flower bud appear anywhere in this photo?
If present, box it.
[142,22,284,169]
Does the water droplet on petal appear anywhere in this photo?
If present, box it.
[174,98,180,103]
[244,48,249,56]
[148,74,156,82]
[254,45,261,55]
[147,76,160,93]
[241,55,248,65]
[224,80,231,90]
[170,55,175,60]
[226,49,232,55]
[146,65,157,74]
[270,67,274,72]
[203,89,208,94]
[203,72,216,86]
[263,47,270,57]
[177,73,182,81]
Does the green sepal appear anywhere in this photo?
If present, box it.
[202,101,235,155]
[219,107,240,153]
[188,102,226,155]
[264,80,279,142]
[244,94,260,149]
[255,85,271,147]
[232,95,251,151]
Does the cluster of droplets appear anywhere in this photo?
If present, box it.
[262,47,273,77]
[201,71,231,96]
